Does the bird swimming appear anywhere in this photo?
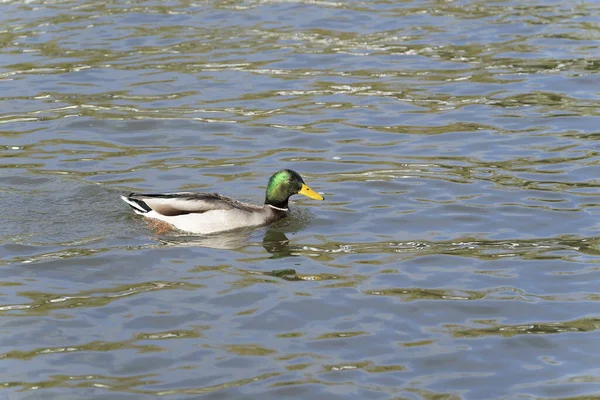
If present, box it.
[121,169,324,235]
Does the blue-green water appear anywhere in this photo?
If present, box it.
[2,1,600,399]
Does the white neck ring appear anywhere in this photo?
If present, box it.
[267,204,289,212]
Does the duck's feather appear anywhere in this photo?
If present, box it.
[121,192,282,234]
[125,192,263,216]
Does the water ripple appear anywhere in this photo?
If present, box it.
[2,0,600,398]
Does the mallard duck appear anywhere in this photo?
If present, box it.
[121,169,324,234]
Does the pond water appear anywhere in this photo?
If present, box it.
[2,0,600,399]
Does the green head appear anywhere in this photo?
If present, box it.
[265,169,324,209]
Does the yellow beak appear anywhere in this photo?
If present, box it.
[298,183,324,201]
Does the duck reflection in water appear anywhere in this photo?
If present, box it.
[155,228,296,258]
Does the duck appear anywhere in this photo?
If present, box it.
[121,169,324,234]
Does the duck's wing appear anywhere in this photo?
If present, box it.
[121,192,261,216]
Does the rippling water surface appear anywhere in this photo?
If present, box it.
[2,0,600,399]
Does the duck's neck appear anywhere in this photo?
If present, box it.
[265,198,289,212]
[267,204,289,213]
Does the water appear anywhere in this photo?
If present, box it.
[2,0,600,398]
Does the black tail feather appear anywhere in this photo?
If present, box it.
[124,194,152,213]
